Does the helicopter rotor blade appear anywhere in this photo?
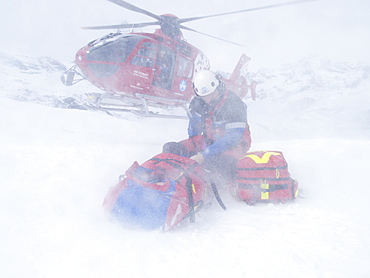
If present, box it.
[82,21,160,30]
[106,0,162,21]
[179,25,246,47]
[178,0,316,24]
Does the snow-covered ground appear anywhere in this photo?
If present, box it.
[1,53,370,277]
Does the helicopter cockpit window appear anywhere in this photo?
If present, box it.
[177,56,193,79]
[138,48,155,58]
[86,36,140,79]
[140,42,156,57]
[130,42,156,68]
[86,37,138,63]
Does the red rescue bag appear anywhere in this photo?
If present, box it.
[103,153,208,231]
[230,151,298,205]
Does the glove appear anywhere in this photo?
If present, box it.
[190,153,205,164]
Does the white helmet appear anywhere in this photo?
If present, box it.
[193,70,220,96]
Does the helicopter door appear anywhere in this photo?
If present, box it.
[153,46,175,90]
[129,41,157,90]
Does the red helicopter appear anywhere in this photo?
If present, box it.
[61,0,313,118]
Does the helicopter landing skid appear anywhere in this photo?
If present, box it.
[84,92,189,119]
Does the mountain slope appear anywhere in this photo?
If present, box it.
[1,51,369,139]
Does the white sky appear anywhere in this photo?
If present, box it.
[1,0,369,71]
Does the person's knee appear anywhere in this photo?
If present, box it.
[162,142,189,157]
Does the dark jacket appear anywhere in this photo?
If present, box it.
[187,90,251,161]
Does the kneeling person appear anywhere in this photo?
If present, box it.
[163,70,252,181]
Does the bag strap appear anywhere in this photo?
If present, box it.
[185,176,195,223]
[151,157,199,223]
[210,180,227,210]
[151,157,228,211]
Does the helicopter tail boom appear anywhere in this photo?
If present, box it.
[224,54,257,100]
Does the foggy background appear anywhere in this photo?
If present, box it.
[1,1,370,277]
[1,0,369,71]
